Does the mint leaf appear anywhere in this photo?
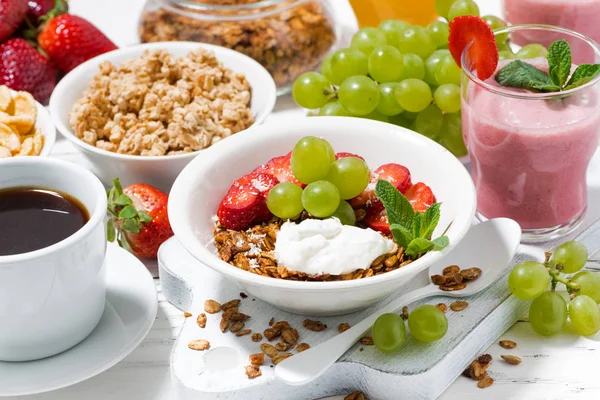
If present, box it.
[413,212,422,238]
[420,203,441,239]
[495,60,561,92]
[390,223,413,249]
[432,236,449,251]
[548,40,571,87]
[564,64,600,89]
[406,238,434,258]
[375,179,414,229]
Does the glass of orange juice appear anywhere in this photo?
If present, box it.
[349,0,438,27]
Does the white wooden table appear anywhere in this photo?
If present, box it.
[21,1,600,399]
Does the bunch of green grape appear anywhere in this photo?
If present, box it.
[372,305,448,353]
[266,136,369,224]
[509,241,600,337]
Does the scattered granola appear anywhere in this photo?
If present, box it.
[345,392,366,400]
[477,376,494,389]
[360,336,374,345]
[245,365,262,379]
[230,321,245,333]
[303,319,327,332]
[501,355,522,365]
[436,303,448,313]
[138,1,336,88]
[272,352,293,365]
[260,343,278,358]
[296,343,310,352]
[220,318,230,333]
[204,300,221,314]
[338,323,351,333]
[240,292,248,299]
[499,340,517,349]
[183,312,192,318]
[463,354,492,381]
[197,313,207,329]
[236,329,252,337]
[0,87,44,158]
[276,341,291,352]
[69,49,254,156]
[222,299,241,311]
[252,333,263,342]
[450,301,469,312]
[433,265,481,291]
[269,317,275,326]
[401,306,409,320]
[188,339,210,351]
[249,353,264,366]
[281,328,299,345]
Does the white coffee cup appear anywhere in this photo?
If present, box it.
[0,158,107,361]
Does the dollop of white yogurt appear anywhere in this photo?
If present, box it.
[274,218,395,276]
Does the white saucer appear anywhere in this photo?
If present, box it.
[0,244,158,397]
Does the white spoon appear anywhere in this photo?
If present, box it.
[275,218,522,386]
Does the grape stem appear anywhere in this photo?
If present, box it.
[544,251,580,293]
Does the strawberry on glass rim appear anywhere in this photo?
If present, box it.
[448,15,499,81]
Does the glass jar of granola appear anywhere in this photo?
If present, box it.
[139,0,340,93]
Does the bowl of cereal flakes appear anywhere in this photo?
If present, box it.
[0,86,55,159]
[49,42,276,192]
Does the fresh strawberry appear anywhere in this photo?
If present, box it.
[217,184,266,231]
[38,14,117,72]
[335,152,365,161]
[107,179,174,259]
[253,153,305,188]
[350,163,412,209]
[231,172,278,222]
[0,38,56,103]
[405,182,436,213]
[0,0,28,42]
[26,0,67,26]
[364,207,391,236]
[448,15,498,80]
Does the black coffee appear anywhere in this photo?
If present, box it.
[0,187,89,256]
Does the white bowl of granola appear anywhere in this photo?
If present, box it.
[168,117,477,316]
[49,42,276,192]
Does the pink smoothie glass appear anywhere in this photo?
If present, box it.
[461,25,600,241]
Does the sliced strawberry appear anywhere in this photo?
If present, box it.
[364,207,391,236]
[405,183,436,213]
[217,184,264,230]
[448,16,498,80]
[233,172,279,196]
[350,163,412,209]
[254,153,305,188]
[335,152,365,161]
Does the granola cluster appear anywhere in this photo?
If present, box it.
[213,212,413,281]
[139,0,336,88]
[69,48,254,156]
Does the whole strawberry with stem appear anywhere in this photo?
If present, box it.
[37,13,117,72]
[107,179,174,259]
[0,38,56,103]
[25,0,68,27]
[0,0,29,42]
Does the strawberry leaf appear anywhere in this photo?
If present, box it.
[115,194,133,206]
[119,205,137,219]
[107,219,116,242]
[139,210,152,223]
[117,235,132,252]
[121,218,141,234]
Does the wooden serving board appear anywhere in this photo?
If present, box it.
[159,216,600,400]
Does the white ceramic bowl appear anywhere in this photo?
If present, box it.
[168,117,477,316]
[0,89,55,159]
[49,42,276,192]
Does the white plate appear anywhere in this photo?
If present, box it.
[0,244,157,397]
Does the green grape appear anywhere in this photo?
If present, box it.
[338,76,380,116]
[497,42,513,53]
[569,295,600,336]
[362,110,390,123]
[292,72,331,109]
[447,0,480,21]
[508,261,551,300]
[425,49,450,86]
[301,180,340,218]
[403,111,418,121]
[395,78,432,113]
[397,26,436,59]
[318,101,350,117]
[331,200,356,226]
[368,45,404,83]
[266,182,304,219]
[435,0,455,20]
[378,19,408,48]
[427,21,450,49]
[399,54,426,80]
[552,241,588,274]
[499,50,515,60]
[330,48,369,85]
[434,83,461,113]
[516,44,548,59]
[435,54,462,86]
[321,53,334,82]
[291,136,335,184]
[372,313,407,353]
[482,15,508,44]
[326,157,370,199]
[529,291,567,336]
[439,112,467,156]
[376,82,403,116]
[408,305,448,342]
[351,27,387,56]
[415,104,443,140]
[572,271,600,304]
[389,113,412,128]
